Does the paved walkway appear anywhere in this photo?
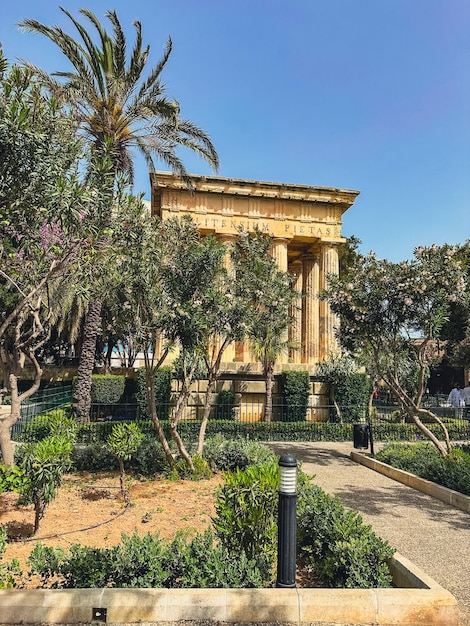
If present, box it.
[268,442,470,626]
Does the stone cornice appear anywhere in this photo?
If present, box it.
[151,171,360,211]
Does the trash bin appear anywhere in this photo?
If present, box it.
[353,423,369,450]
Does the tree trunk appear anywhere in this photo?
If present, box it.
[331,386,343,424]
[170,383,195,471]
[0,355,42,466]
[33,493,46,535]
[411,408,451,456]
[169,359,198,471]
[118,457,129,503]
[264,363,275,423]
[145,363,174,467]
[0,411,15,466]
[197,374,216,456]
[73,298,103,423]
[197,340,228,455]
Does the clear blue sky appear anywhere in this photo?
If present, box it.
[1,1,469,262]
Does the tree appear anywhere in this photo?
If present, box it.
[21,435,74,534]
[20,8,220,422]
[315,353,356,423]
[156,217,229,467]
[441,241,470,371]
[322,245,467,455]
[0,51,90,465]
[232,230,297,423]
[107,422,143,503]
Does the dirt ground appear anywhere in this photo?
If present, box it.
[1,471,222,584]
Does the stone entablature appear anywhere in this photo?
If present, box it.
[151,172,358,245]
[150,172,360,372]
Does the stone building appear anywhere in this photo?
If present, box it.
[150,172,360,420]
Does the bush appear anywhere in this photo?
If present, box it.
[280,370,310,422]
[335,373,371,423]
[213,462,279,566]
[203,436,276,472]
[28,529,271,589]
[89,375,125,404]
[214,390,236,420]
[0,464,28,494]
[0,527,20,588]
[72,436,169,475]
[18,408,74,443]
[297,480,394,588]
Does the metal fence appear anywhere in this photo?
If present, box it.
[10,384,73,438]
[10,389,470,443]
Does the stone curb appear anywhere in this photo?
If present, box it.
[350,451,470,514]
[0,553,458,626]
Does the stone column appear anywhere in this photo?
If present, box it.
[319,244,340,359]
[270,239,289,272]
[289,260,303,363]
[301,254,320,363]
[271,239,289,363]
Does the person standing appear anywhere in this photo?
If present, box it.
[448,383,465,419]
[462,381,470,418]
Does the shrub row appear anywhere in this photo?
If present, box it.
[28,529,270,589]
[375,442,470,496]
[17,412,470,447]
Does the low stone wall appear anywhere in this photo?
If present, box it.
[0,553,458,625]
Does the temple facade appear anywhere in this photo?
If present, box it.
[150,171,360,376]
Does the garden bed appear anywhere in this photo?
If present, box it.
[351,451,470,514]
[0,553,459,625]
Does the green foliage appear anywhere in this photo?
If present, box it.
[376,443,470,496]
[335,373,371,424]
[203,435,277,471]
[0,527,21,588]
[213,462,279,565]
[0,464,28,494]
[322,245,467,451]
[20,435,74,532]
[280,370,310,422]
[136,367,172,421]
[169,455,213,481]
[90,375,125,404]
[18,409,76,443]
[71,437,168,475]
[297,482,394,588]
[28,529,271,589]
[19,415,469,450]
[107,422,143,462]
[214,389,236,420]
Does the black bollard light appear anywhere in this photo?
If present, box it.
[276,453,297,588]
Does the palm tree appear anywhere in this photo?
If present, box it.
[20,8,220,421]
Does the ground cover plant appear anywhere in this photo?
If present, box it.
[375,442,470,496]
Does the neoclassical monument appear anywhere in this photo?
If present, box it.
[151,172,360,375]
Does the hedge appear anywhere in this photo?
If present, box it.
[280,370,310,422]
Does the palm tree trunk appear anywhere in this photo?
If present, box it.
[73,298,102,423]
[264,363,275,423]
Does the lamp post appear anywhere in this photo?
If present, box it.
[276,453,297,588]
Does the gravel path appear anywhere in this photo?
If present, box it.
[268,441,470,626]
